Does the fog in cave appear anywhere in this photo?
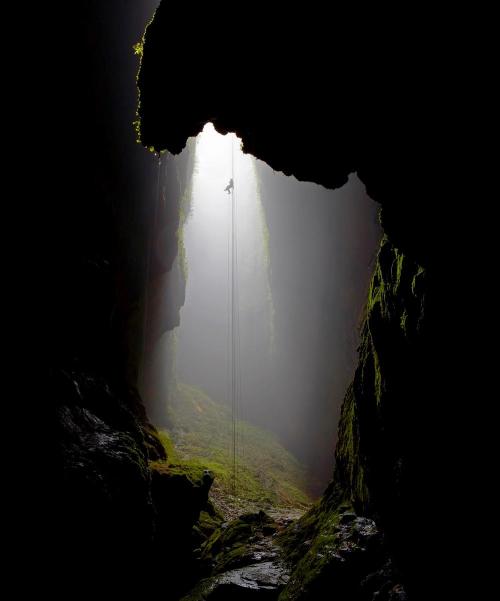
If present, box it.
[145,123,381,494]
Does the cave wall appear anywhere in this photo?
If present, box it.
[137,2,451,266]
[26,1,198,591]
[330,237,431,593]
[140,143,195,423]
[24,0,468,596]
[136,2,463,596]
[256,167,381,488]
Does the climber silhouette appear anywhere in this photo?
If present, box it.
[224,178,234,194]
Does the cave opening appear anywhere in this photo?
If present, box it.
[140,122,381,520]
[35,3,465,598]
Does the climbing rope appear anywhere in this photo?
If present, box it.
[229,136,241,496]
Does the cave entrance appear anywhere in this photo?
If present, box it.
[142,123,381,518]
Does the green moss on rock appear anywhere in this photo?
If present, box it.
[273,235,426,600]
[332,236,426,517]
[164,382,312,511]
[200,510,280,575]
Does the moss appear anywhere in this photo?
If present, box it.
[198,508,224,537]
[165,462,208,486]
[133,7,159,147]
[213,543,252,574]
[165,382,311,509]
[367,262,388,320]
[372,344,384,406]
[156,429,177,461]
[221,521,253,546]
[400,309,408,335]
[322,234,427,539]
[411,265,426,296]
[132,42,143,57]
[202,527,224,558]
[200,511,279,575]
[150,429,211,487]
[332,384,370,511]
[392,248,405,294]
[277,497,357,601]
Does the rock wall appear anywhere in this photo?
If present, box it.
[267,236,437,599]
[334,236,427,510]
[136,4,464,596]
[26,1,468,597]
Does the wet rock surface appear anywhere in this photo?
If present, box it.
[183,506,407,600]
[183,561,290,600]
[278,507,406,601]
[183,511,293,600]
[148,461,217,597]
[52,368,157,550]
[48,366,221,596]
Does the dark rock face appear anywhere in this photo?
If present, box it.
[137,4,461,269]
[183,511,291,601]
[148,462,215,597]
[46,366,214,595]
[331,237,434,593]
[334,236,428,513]
[137,6,466,595]
[151,463,213,542]
[28,1,470,597]
[183,561,290,601]
[200,511,282,576]
[187,503,405,601]
[26,3,194,591]
[273,235,444,599]
[45,367,157,586]
[278,505,405,601]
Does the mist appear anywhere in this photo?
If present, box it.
[144,123,380,495]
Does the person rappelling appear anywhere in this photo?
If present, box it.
[224,178,234,194]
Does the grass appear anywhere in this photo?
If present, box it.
[160,382,311,513]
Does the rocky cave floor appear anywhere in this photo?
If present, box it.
[182,489,407,601]
[55,340,411,601]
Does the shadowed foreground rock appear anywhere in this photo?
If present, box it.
[183,561,290,601]
[30,2,472,597]
[181,506,406,601]
[278,506,406,601]
[183,511,290,601]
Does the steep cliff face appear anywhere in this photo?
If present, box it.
[140,143,195,422]
[334,236,427,519]
[274,238,429,599]
[29,4,197,591]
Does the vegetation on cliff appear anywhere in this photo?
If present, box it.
[268,235,425,599]
[161,382,312,516]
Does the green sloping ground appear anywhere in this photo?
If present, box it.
[161,382,311,511]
